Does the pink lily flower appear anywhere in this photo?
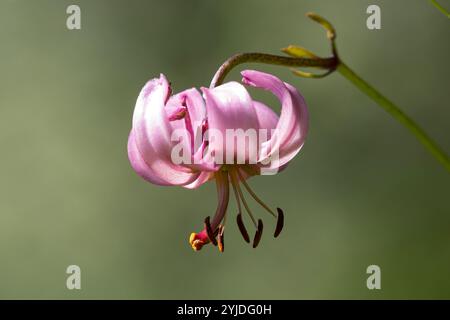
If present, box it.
[127,70,308,252]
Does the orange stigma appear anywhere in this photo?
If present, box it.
[189,232,209,251]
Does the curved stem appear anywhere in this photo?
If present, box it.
[209,50,449,172]
[337,61,450,172]
[210,52,337,88]
[429,0,450,18]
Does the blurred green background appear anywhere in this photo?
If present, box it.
[0,0,449,299]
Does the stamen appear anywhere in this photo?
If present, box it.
[236,213,250,243]
[230,172,243,215]
[253,219,264,248]
[236,170,277,218]
[217,226,225,252]
[230,170,257,227]
[218,209,227,252]
[189,171,230,251]
[204,216,218,246]
[209,171,230,229]
[231,172,251,243]
[274,208,284,238]
[222,203,229,227]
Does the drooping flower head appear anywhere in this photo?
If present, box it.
[128,70,308,252]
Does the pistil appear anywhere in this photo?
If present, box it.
[189,170,229,251]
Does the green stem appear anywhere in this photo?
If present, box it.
[337,62,450,172]
[210,52,337,88]
[209,50,449,172]
[429,0,450,18]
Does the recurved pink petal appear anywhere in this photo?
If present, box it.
[201,82,260,165]
[165,88,206,159]
[183,171,214,189]
[127,131,169,185]
[183,88,206,129]
[129,74,200,186]
[252,100,279,134]
[241,70,308,170]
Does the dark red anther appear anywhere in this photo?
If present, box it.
[252,219,264,248]
[236,213,250,243]
[204,216,217,246]
[274,208,284,238]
